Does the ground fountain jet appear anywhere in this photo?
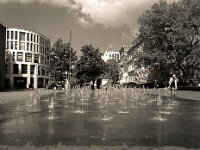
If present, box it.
[26,89,41,112]
[154,95,167,121]
[118,88,130,114]
[100,91,113,121]
[47,97,56,120]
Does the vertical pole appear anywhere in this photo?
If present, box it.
[69,30,72,90]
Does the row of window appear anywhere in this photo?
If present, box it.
[5,51,48,65]
[6,40,48,55]
[5,64,48,76]
[7,30,48,46]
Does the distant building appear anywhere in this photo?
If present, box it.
[101,46,120,62]
[127,41,151,84]
[0,24,6,90]
[5,28,51,89]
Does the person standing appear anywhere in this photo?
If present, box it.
[154,80,159,89]
[168,74,178,90]
[168,74,178,100]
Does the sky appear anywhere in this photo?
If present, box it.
[0,0,178,55]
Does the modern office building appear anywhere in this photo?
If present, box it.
[5,28,51,89]
[0,24,6,90]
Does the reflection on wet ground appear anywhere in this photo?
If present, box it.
[0,88,199,149]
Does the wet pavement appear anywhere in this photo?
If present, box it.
[0,88,199,149]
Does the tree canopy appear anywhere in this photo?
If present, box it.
[49,38,77,82]
[75,44,107,86]
[137,0,200,84]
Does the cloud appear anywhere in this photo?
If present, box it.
[0,0,179,28]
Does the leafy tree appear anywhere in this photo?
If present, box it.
[75,44,106,88]
[104,59,120,85]
[49,38,77,83]
[137,0,200,84]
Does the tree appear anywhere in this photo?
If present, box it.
[137,0,200,84]
[49,38,77,83]
[75,44,107,88]
[104,59,120,85]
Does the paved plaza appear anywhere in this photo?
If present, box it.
[0,88,200,150]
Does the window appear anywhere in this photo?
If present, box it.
[17,52,23,62]
[19,42,25,50]
[19,32,25,41]
[40,55,44,64]
[34,54,39,63]
[11,31,14,39]
[38,66,41,75]
[42,67,45,75]
[27,43,29,51]
[13,64,19,74]
[7,31,9,39]
[13,52,15,61]
[21,64,27,74]
[11,41,14,49]
[30,65,35,75]
[30,43,33,51]
[25,53,32,62]
[14,41,18,49]
[15,31,18,40]
[27,33,29,41]
[31,34,33,41]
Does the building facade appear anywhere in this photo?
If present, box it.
[5,28,51,89]
[0,24,6,90]
[101,49,120,62]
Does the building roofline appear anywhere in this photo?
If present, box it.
[7,27,50,42]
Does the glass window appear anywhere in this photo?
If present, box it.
[19,32,25,41]
[11,31,14,39]
[13,52,15,61]
[30,43,33,51]
[17,52,23,62]
[38,66,41,75]
[27,33,29,41]
[32,43,34,52]
[15,31,18,40]
[7,31,9,39]
[6,41,9,49]
[42,67,45,75]
[40,55,44,64]
[13,64,19,74]
[30,65,35,75]
[21,64,27,74]
[34,54,39,63]
[31,34,33,41]
[14,41,18,49]
[27,43,29,51]
[25,53,32,62]
[19,42,25,50]
[11,41,14,49]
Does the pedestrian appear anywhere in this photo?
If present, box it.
[168,74,178,90]
[154,80,158,89]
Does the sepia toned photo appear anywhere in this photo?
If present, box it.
[0,0,200,149]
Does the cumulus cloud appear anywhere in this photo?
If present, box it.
[0,0,179,28]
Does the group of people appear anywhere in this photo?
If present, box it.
[154,74,178,90]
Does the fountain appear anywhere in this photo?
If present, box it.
[154,95,167,121]
[26,89,41,112]
[118,88,129,114]
[47,97,56,119]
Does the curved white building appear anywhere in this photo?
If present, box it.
[5,28,51,89]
